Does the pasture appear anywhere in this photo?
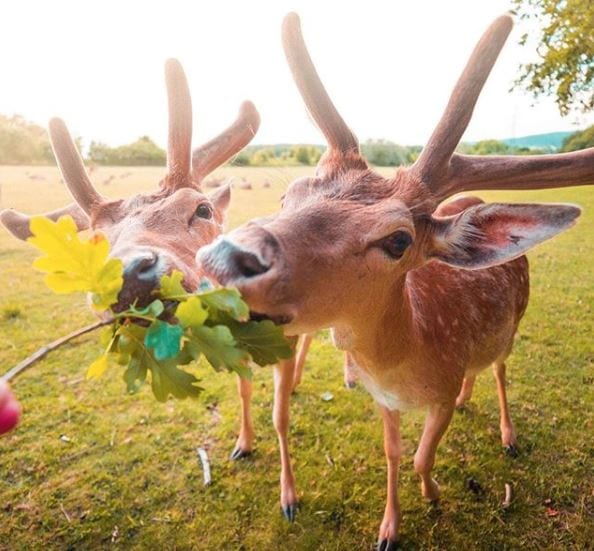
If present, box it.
[0,165,592,550]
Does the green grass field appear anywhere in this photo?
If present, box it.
[0,165,592,550]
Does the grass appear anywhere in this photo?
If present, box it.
[0,165,592,550]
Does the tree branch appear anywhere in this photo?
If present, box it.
[1,318,114,383]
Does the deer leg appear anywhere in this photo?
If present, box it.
[455,375,476,408]
[377,406,402,550]
[274,357,299,521]
[492,361,518,456]
[414,402,455,502]
[343,352,358,389]
[292,333,313,392]
[230,375,255,460]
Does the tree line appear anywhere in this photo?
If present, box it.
[1,114,593,167]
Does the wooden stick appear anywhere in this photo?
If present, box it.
[1,318,113,383]
[196,447,212,486]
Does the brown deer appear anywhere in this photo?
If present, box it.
[0,59,315,516]
[0,59,267,455]
[197,13,594,547]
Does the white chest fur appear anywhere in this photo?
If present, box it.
[355,366,415,412]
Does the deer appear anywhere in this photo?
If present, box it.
[0,59,264,458]
[197,13,594,547]
[0,59,319,516]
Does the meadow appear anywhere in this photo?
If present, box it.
[0,165,592,550]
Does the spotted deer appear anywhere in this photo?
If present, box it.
[198,13,594,547]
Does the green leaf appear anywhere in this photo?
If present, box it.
[122,356,147,394]
[229,320,294,366]
[144,320,183,360]
[176,296,208,328]
[150,361,203,402]
[200,288,249,322]
[124,299,164,319]
[159,270,187,299]
[189,325,251,378]
[115,323,200,401]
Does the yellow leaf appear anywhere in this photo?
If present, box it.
[27,216,123,310]
[87,354,109,379]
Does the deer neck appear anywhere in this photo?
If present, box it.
[335,274,417,370]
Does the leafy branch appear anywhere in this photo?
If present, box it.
[2,216,294,402]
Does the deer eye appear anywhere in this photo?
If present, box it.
[194,204,213,220]
[381,230,413,259]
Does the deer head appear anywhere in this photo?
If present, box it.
[1,59,260,311]
[197,13,591,335]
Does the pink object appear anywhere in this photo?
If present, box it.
[0,380,21,435]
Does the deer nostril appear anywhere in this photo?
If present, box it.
[124,252,160,281]
[231,249,270,278]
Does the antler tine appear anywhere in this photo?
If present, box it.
[48,118,105,215]
[413,15,513,185]
[282,12,359,156]
[0,203,89,241]
[191,101,260,184]
[440,148,594,198]
[165,58,193,187]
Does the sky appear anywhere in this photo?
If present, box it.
[1,0,592,149]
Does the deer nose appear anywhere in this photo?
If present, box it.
[123,251,160,282]
[230,248,270,278]
[198,239,272,283]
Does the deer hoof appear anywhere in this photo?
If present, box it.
[345,380,357,389]
[377,538,399,551]
[281,502,299,522]
[504,444,519,458]
[229,446,253,461]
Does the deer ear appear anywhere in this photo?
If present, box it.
[429,203,581,270]
[208,183,231,213]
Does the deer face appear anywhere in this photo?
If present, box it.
[198,14,589,335]
[90,184,231,311]
[1,60,259,312]
[200,169,428,332]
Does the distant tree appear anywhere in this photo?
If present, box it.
[360,139,412,166]
[229,149,251,166]
[513,0,594,115]
[88,136,165,166]
[560,124,594,151]
[293,146,311,165]
[470,139,511,155]
[250,148,273,166]
[0,115,55,165]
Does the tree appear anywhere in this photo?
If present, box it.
[360,139,413,166]
[513,0,594,115]
[0,115,55,165]
[88,136,165,166]
[560,124,594,151]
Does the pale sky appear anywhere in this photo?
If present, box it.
[1,0,592,149]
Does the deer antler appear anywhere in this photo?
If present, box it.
[0,203,88,240]
[164,58,193,188]
[282,13,365,170]
[191,101,261,185]
[412,14,594,199]
[49,118,105,214]
[1,111,100,239]
[412,15,513,185]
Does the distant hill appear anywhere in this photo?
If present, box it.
[502,131,573,150]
